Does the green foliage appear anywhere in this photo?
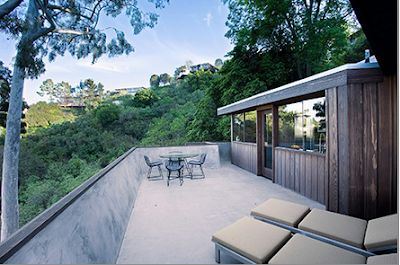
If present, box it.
[224,0,354,79]
[23,101,76,130]
[37,79,73,104]
[150,74,160,87]
[342,33,373,63]
[181,69,215,92]
[77,79,105,109]
[133,88,160,108]
[93,103,121,127]
[159,73,171,85]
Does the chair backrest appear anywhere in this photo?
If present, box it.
[200,153,207,164]
[144,156,151,166]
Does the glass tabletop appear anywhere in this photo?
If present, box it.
[159,154,199,159]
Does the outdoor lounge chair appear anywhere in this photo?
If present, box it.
[250,198,398,256]
[212,216,398,264]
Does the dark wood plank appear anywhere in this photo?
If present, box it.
[231,142,258,174]
[272,105,279,183]
[377,76,393,216]
[311,155,318,201]
[294,152,300,193]
[347,83,365,218]
[363,82,378,220]
[300,152,306,196]
[390,75,398,213]
[347,68,383,84]
[327,87,339,212]
[256,111,262,176]
[389,74,396,214]
[337,85,349,214]
[282,150,287,187]
[306,155,312,198]
[289,151,295,190]
[275,149,281,185]
[318,156,326,204]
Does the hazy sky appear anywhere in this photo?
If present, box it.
[0,0,234,104]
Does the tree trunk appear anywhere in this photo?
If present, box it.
[1,55,25,241]
[296,57,303,79]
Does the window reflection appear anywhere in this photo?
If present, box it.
[278,97,326,153]
[233,113,244,141]
[244,111,257,143]
[232,111,257,143]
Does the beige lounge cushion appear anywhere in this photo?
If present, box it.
[251,198,310,227]
[269,234,366,264]
[367,253,398,264]
[212,216,291,263]
[298,208,367,248]
[364,213,398,250]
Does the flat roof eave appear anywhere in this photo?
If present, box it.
[217,62,380,116]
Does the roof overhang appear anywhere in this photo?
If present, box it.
[217,62,381,116]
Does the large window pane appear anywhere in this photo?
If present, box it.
[233,113,244,141]
[305,97,326,153]
[244,111,256,143]
[278,102,302,149]
[278,97,326,153]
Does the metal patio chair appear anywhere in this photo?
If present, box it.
[165,159,184,186]
[144,155,163,180]
[188,153,207,179]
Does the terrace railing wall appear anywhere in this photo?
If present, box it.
[0,144,221,263]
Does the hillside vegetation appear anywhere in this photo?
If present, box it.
[0,69,229,227]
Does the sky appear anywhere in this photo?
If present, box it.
[0,0,234,105]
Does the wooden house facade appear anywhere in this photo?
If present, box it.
[217,61,397,220]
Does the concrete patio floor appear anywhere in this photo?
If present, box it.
[116,161,325,264]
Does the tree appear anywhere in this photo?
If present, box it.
[0,61,29,132]
[223,0,354,79]
[0,0,168,240]
[37,79,73,104]
[37,79,57,103]
[214,58,223,68]
[94,103,120,127]
[159,73,170,86]
[133,88,160,108]
[77,79,104,109]
[150,74,160,87]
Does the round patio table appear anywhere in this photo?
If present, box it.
[159,153,199,178]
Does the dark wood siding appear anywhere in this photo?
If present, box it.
[275,148,326,204]
[326,74,397,220]
[231,142,257,174]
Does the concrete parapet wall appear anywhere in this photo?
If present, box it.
[137,144,221,169]
[0,144,222,263]
[185,142,231,161]
[0,147,143,264]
